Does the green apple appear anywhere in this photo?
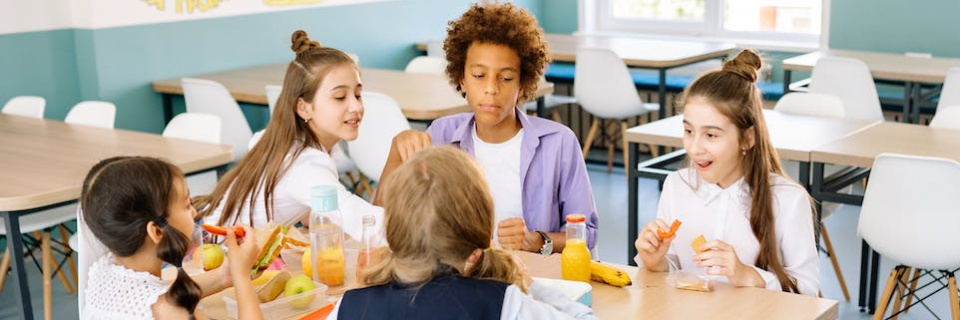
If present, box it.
[284,274,317,308]
[192,243,224,271]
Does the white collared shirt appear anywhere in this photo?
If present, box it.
[638,168,820,296]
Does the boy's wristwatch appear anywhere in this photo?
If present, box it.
[535,230,553,255]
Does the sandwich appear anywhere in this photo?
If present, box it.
[251,223,309,276]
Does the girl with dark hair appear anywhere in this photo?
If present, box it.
[80,156,262,319]
[634,50,820,295]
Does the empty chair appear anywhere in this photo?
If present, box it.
[859,153,960,320]
[809,56,884,121]
[182,78,254,161]
[930,105,960,130]
[1,96,45,118]
[404,56,447,75]
[65,101,116,128]
[425,39,444,58]
[346,92,410,195]
[574,47,659,173]
[774,92,845,119]
[520,94,577,123]
[937,67,960,110]
[163,113,222,195]
[265,85,282,117]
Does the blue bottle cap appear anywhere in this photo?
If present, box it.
[310,185,338,212]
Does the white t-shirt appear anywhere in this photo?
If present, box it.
[203,143,383,241]
[636,168,820,296]
[472,126,524,232]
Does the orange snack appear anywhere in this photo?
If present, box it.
[656,220,682,239]
[691,235,707,254]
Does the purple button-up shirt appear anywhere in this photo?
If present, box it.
[427,109,599,249]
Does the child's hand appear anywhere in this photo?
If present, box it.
[497,218,528,251]
[635,219,674,271]
[392,130,432,161]
[693,240,764,288]
[225,224,258,281]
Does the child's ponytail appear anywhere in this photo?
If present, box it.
[155,218,202,318]
[468,248,529,293]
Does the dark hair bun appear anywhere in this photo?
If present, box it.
[291,30,322,55]
[722,49,762,83]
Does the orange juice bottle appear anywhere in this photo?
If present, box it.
[309,185,346,287]
[356,215,378,281]
[561,214,591,282]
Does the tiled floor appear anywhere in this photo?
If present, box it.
[1,162,954,319]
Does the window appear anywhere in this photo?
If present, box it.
[584,0,827,49]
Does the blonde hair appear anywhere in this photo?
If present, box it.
[360,147,527,292]
[196,30,356,225]
[681,49,808,293]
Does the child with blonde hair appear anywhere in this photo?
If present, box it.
[328,147,597,320]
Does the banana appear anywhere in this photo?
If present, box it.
[590,261,632,287]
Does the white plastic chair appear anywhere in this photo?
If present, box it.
[347,92,410,191]
[1,96,45,118]
[265,85,282,117]
[163,113,222,195]
[182,78,254,161]
[937,67,960,110]
[65,101,116,129]
[404,56,447,76]
[774,92,845,119]
[859,153,960,320]
[809,56,884,121]
[574,47,659,172]
[425,39,444,58]
[930,105,960,130]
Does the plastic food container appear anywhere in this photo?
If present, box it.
[223,281,328,320]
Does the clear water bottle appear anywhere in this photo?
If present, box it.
[309,185,345,286]
[356,214,378,281]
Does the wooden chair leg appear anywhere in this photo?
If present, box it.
[0,247,10,292]
[58,224,78,291]
[873,266,904,320]
[360,174,374,200]
[551,110,562,123]
[582,118,600,158]
[889,267,910,320]
[903,268,921,313]
[35,231,73,294]
[821,224,850,301]
[42,232,53,320]
[345,171,361,196]
[605,141,614,174]
[949,273,959,320]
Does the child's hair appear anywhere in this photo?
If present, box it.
[196,30,357,225]
[361,147,528,292]
[681,49,800,293]
[443,2,549,103]
[80,156,202,316]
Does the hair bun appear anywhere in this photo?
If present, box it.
[722,49,762,83]
[290,30,322,55]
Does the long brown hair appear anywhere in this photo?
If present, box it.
[361,147,528,292]
[681,50,803,293]
[195,30,356,226]
[81,156,202,316]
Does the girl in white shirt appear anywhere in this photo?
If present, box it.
[634,50,820,296]
[196,30,382,240]
[329,147,597,320]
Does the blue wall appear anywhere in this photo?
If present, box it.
[1,0,541,133]
[828,0,960,57]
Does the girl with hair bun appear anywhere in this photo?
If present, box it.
[634,50,820,295]
[80,156,262,320]
[196,30,383,242]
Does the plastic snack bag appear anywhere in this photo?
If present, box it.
[666,271,714,292]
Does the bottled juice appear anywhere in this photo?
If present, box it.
[309,185,346,287]
[314,246,345,286]
[561,214,591,282]
[356,215,378,281]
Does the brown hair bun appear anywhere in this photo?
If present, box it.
[722,49,762,83]
[290,30,321,55]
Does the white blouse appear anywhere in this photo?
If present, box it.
[326,281,599,320]
[203,142,384,241]
[81,255,169,320]
[637,168,820,296]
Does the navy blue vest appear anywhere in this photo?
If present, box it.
[338,273,509,320]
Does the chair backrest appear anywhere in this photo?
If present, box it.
[930,105,960,130]
[265,85,282,117]
[1,96,45,118]
[346,92,410,181]
[574,48,647,119]
[163,113,221,144]
[937,67,960,110]
[859,153,960,270]
[65,101,116,128]
[182,77,253,161]
[774,92,845,119]
[425,39,444,58]
[404,56,447,75]
[809,56,883,121]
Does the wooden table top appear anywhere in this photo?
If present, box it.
[152,64,554,121]
[625,109,881,162]
[197,251,836,320]
[782,49,960,84]
[0,114,233,211]
[418,33,737,68]
[811,121,960,168]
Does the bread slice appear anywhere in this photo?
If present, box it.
[252,223,284,273]
[283,227,309,248]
